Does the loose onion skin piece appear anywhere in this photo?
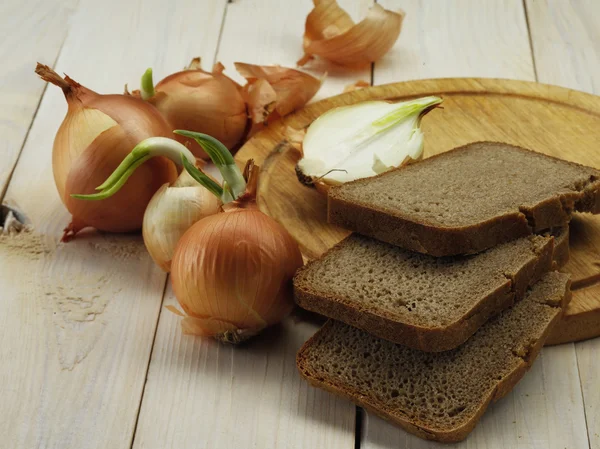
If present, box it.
[298,0,404,68]
[235,62,322,125]
[36,63,177,240]
[170,162,303,343]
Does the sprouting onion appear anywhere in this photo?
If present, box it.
[74,131,303,343]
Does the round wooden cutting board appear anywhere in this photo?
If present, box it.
[234,78,600,345]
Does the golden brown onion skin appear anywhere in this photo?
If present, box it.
[152,70,248,159]
[54,88,177,236]
[170,207,303,340]
[63,123,176,233]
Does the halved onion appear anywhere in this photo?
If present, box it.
[296,96,442,193]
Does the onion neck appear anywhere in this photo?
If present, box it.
[35,63,90,105]
[222,159,259,212]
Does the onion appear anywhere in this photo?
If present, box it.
[170,159,302,343]
[296,96,443,192]
[136,58,248,160]
[35,63,177,241]
[77,131,303,342]
[143,168,220,272]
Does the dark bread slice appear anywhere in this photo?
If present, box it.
[294,228,567,352]
[328,142,600,256]
[297,272,571,443]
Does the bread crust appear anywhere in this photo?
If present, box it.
[296,279,572,443]
[328,142,600,256]
[294,232,563,352]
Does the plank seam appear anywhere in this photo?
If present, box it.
[129,274,170,449]
[212,0,231,66]
[573,344,593,449]
[522,0,540,82]
[355,406,363,449]
[0,32,69,203]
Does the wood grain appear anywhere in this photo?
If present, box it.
[236,78,600,266]
[0,0,228,447]
[234,1,591,446]
[527,2,600,448]
[576,337,600,449]
[0,0,78,195]
[236,82,597,449]
[375,0,535,83]
[527,0,600,346]
[526,0,600,93]
[133,290,354,449]
[132,1,361,448]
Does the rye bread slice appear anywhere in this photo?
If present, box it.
[294,228,567,351]
[328,142,600,256]
[296,272,571,443]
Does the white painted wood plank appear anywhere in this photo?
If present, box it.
[374,0,535,85]
[0,0,77,194]
[132,1,362,448]
[133,291,355,449]
[362,1,588,448]
[0,0,228,447]
[527,2,600,448]
[526,0,600,93]
[216,0,373,100]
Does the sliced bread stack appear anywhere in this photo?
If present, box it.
[294,142,600,442]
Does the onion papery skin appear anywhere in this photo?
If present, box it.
[48,73,177,238]
[170,206,303,343]
[142,176,221,272]
[150,70,248,159]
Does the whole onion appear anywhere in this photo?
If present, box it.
[170,161,303,343]
[138,59,248,160]
[143,169,220,272]
[36,63,177,240]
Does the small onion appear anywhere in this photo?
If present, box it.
[36,63,177,240]
[170,162,303,343]
[143,169,220,272]
[138,59,248,160]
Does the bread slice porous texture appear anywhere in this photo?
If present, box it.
[297,272,571,443]
[328,142,600,256]
[295,228,568,351]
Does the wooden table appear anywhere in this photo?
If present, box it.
[1,1,599,448]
